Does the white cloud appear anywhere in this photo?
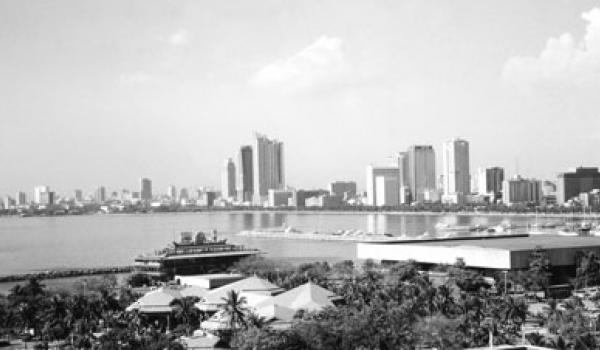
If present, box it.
[503,8,600,92]
[251,36,349,92]
[167,29,189,46]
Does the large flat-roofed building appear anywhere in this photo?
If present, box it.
[357,235,600,278]
[557,167,600,204]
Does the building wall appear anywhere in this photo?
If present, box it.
[502,176,542,205]
[366,166,400,206]
[252,134,285,204]
[329,181,357,199]
[442,138,470,198]
[140,178,152,201]
[407,145,436,203]
[237,146,254,202]
[557,167,600,204]
[221,158,236,199]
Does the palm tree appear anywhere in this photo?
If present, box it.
[170,296,200,336]
[221,290,248,333]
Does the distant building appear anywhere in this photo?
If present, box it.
[477,167,504,202]
[556,167,600,205]
[237,145,254,202]
[268,189,294,207]
[167,185,177,201]
[407,145,436,203]
[95,186,106,203]
[140,178,152,201]
[252,133,285,204]
[366,165,400,207]
[198,191,217,207]
[305,194,343,208]
[221,158,236,199]
[34,186,54,205]
[74,189,83,202]
[397,152,410,204]
[3,196,15,209]
[294,189,329,208]
[16,192,27,206]
[502,175,542,205]
[329,181,356,199]
[179,188,189,201]
[442,138,470,204]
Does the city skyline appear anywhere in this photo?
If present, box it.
[2,1,600,195]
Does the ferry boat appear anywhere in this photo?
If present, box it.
[134,230,260,280]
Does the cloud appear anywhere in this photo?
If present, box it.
[503,8,600,92]
[251,36,349,92]
[167,29,189,46]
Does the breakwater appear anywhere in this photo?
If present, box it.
[0,266,134,283]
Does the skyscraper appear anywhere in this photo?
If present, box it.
[397,152,410,204]
[95,186,106,203]
[252,133,284,204]
[556,167,600,204]
[503,175,542,205]
[34,185,50,204]
[221,158,236,199]
[477,167,504,202]
[74,189,83,202]
[16,192,27,206]
[366,165,400,206]
[140,178,152,201]
[406,145,436,203]
[442,138,470,203]
[237,145,254,202]
[167,185,177,200]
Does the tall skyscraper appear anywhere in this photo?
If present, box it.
[167,185,177,200]
[442,138,470,203]
[406,145,436,203]
[557,167,600,204]
[74,189,83,202]
[366,165,400,206]
[95,186,106,203]
[140,178,152,201]
[16,192,27,206]
[477,167,504,201]
[237,145,254,202]
[397,152,410,204]
[221,158,236,199]
[252,133,284,204]
[34,185,50,204]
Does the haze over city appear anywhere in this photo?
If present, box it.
[2,0,600,195]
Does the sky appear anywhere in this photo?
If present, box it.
[1,0,600,196]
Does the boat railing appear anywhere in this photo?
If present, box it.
[162,245,258,256]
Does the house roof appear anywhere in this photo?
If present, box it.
[127,286,208,313]
[255,282,339,312]
[195,276,283,310]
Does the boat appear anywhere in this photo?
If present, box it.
[134,230,261,280]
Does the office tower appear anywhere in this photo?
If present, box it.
[179,188,189,201]
[502,175,542,205]
[140,178,152,201]
[406,145,436,203]
[95,186,107,203]
[16,192,27,206]
[329,181,357,199]
[477,167,504,201]
[268,189,295,207]
[74,189,83,202]
[3,196,15,209]
[397,152,410,204]
[252,133,285,204]
[237,146,254,202]
[366,165,400,206]
[295,189,330,208]
[442,138,470,203]
[556,167,600,204]
[34,185,50,204]
[221,158,236,199]
[167,185,177,200]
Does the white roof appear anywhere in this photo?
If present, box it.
[195,276,283,311]
[254,282,339,312]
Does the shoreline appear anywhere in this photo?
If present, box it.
[0,265,133,283]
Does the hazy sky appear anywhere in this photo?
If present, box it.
[1,0,600,196]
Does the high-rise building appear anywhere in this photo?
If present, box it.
[16,192,27,206]
[95,186,106,203]
[366,165,400,207]
[252,133,284,204]
[329,181,357,199]
[477,167,505,202]
[140,178,152,201]
[34,185,50,204]
[179,188,189,201]
[74,189,83,202]
[237,146,254,202]
[221,158,236,199]
[556,167,600,204]
[406,145,436,203]
[502,175,542,205]
[442,138,470,204]
[167,185,177,201]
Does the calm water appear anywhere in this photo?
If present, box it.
[0,211,539,276]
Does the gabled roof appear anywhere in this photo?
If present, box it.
[195,276,283,310]
[255,282,339,312]
[127,286,207,313]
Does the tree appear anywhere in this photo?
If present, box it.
[220,290,248,338]
[414,314,462,350]
[169,296,201,336]
[575,250,600,288]
[527,246,552,291]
